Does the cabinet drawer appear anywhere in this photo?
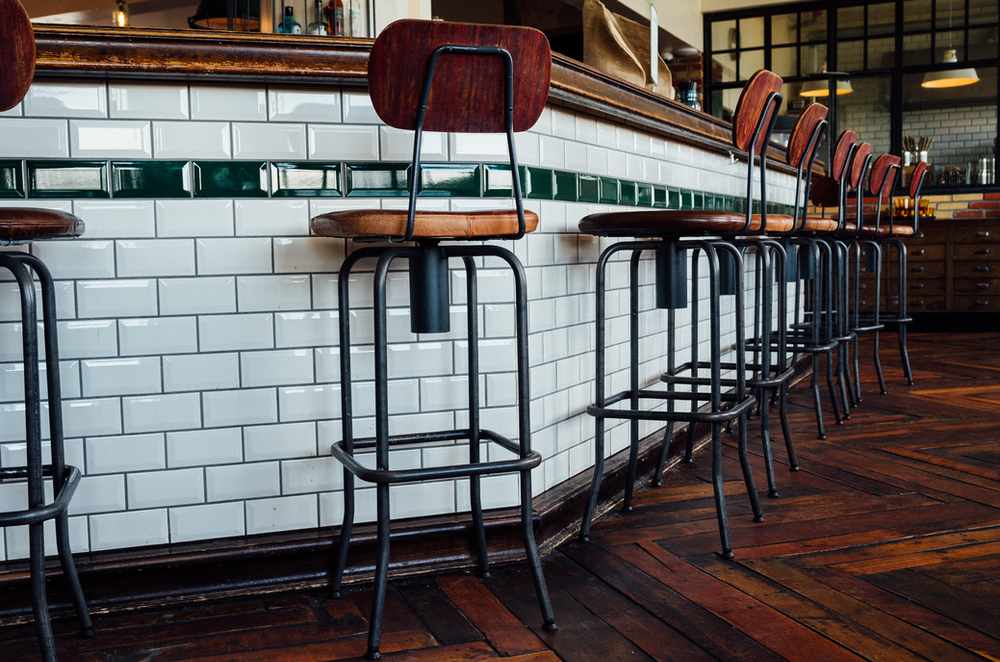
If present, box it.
[905,278,946,296]
[953,262,999,278]
[953,224,1000,244]
[954,295,1000,312]
[908,226,947,243]
[954,278,1000,295]
[907,296,947,311]
[908,244,946,261]
[901,262,945,278]
[954,244,1000,261]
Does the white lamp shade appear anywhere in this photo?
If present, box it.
[921,49,980,88]
[800,78,853,97]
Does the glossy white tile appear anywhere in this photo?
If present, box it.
[341,89,379,123]
[153,121,231,160]
[73,201,156,239]
[117,239,196,277]
[109,82,189,120]
[274,311,339,349]
[0,118,69,158]
[85,433,165,475]
[119,317,198,356]
[70,120,152,159]
[196,237,272,275]
[56,320,118,360]
[198,313,274,352]
[277,383,340,423]
[32,240,116,280]
[82,357,162,397]
[240,348,313,388]
[156,200,235,238]
[76,279,158,319]
[158,277,236,316]
[128,467,204,509]
[382,127,446,160]
[166,427,243,468]
[24,81,107,118]
[89,509,169,551]
[246,494,317,535]
[280,455,342,494]
[202,387,278,428]
[206,461,280,501]
[308,125,379,160]
[244,421,316,461]
[169,501,245,544]
[62,397,123,438]
[163,352,240,392]
[273,237,342,274]
[237,275,311,313]
[122,392,202,434]
[191,86,266,121]
[234,199,310,237]
[233,123,307,160]
[268,88,341,122]
[69,474,126,515]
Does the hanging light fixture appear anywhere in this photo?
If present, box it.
[922,0,979,88]
[800,66,853,97]
[112,0,129,27]
[188,0,261,31]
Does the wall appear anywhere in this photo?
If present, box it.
[0,77,798,561]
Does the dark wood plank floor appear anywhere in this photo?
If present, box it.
[3,332,1000,661]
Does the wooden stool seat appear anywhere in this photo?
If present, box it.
[0,208,86,243]
[800,217,841,232]
[578,211,794,236]
[312,208,538,240]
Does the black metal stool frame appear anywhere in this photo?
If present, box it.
[580,238,760,558]
[0,252,94,662]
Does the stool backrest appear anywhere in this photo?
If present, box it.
[0,0,35,113]
[367,19,550,134]
[731,69,783,155]
[866,153,900,232]
[831,130,858,183]
[786,102,828,231]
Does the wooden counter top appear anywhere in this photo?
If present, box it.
[31,26,798,173]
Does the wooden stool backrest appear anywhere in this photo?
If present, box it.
[0,0,35,113]
[910,161,928,200]
[868,154,900,199]
[830,130,858,183]
[731,69,783,155]
[850,142,873,190]
[787,102,828,169]
[367,19,550,134]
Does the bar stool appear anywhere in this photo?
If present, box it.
[578,70,795,558]
[858,162,928,385]
[0,2,94,658]
[310,19,555,660]
[848,153,901,399]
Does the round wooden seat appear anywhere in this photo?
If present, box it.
[578,210,794,237]
[311,208,537,240]
[0,208,86,244]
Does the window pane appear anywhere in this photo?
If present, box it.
[771,83,802,148]
[970,27,999,60]
[838,76,892,159]
[739,49,765,81]
[772,46,798,78]
[839,5,865,39]
[801,43,827,75]
[904,0,933,32]
[868,3,896,36]
[936,0,964,32]
[868,37,895,69]
[903,32,933,65]
[740,16,765,49]
[712,53,737,83]
[801,9,826,42]
[712,20,737,52]
[969,0,999,26]
[771,13,798,45]
[839,39,865,71]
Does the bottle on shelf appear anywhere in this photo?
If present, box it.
[349,1,362,37]
[329,0,344,36]
[307,0,329,35]
[278,5,301,34]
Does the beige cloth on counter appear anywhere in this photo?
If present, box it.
[583,0,675,100]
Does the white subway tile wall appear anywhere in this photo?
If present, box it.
[0,79,799,559]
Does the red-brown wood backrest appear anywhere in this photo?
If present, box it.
[731,69,783,154]
[0,0,35,113]
[868,154,900,199]
[831,131,858,182]
[850,142,872,188]
[910,161,928,199]
[367,19,551,134]
[786,102,828,169]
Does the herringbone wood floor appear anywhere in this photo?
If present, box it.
[2,332,999,661]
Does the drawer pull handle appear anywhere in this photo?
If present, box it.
[977,300,990,306]
[977,231,990,238]
[911,283,925,290]
[912,300,925,306]
[975,266,991,272]
[977,283,990,290]
[912,266,925,273]
[913,249,926,256]
[975,249,991,255]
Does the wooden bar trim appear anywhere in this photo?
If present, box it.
[31,26,803,173]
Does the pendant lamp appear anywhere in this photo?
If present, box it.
[921,0,979,88]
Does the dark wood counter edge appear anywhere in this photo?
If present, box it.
[31,26,808,175]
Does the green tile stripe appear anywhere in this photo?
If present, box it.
[1,159,795,216]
